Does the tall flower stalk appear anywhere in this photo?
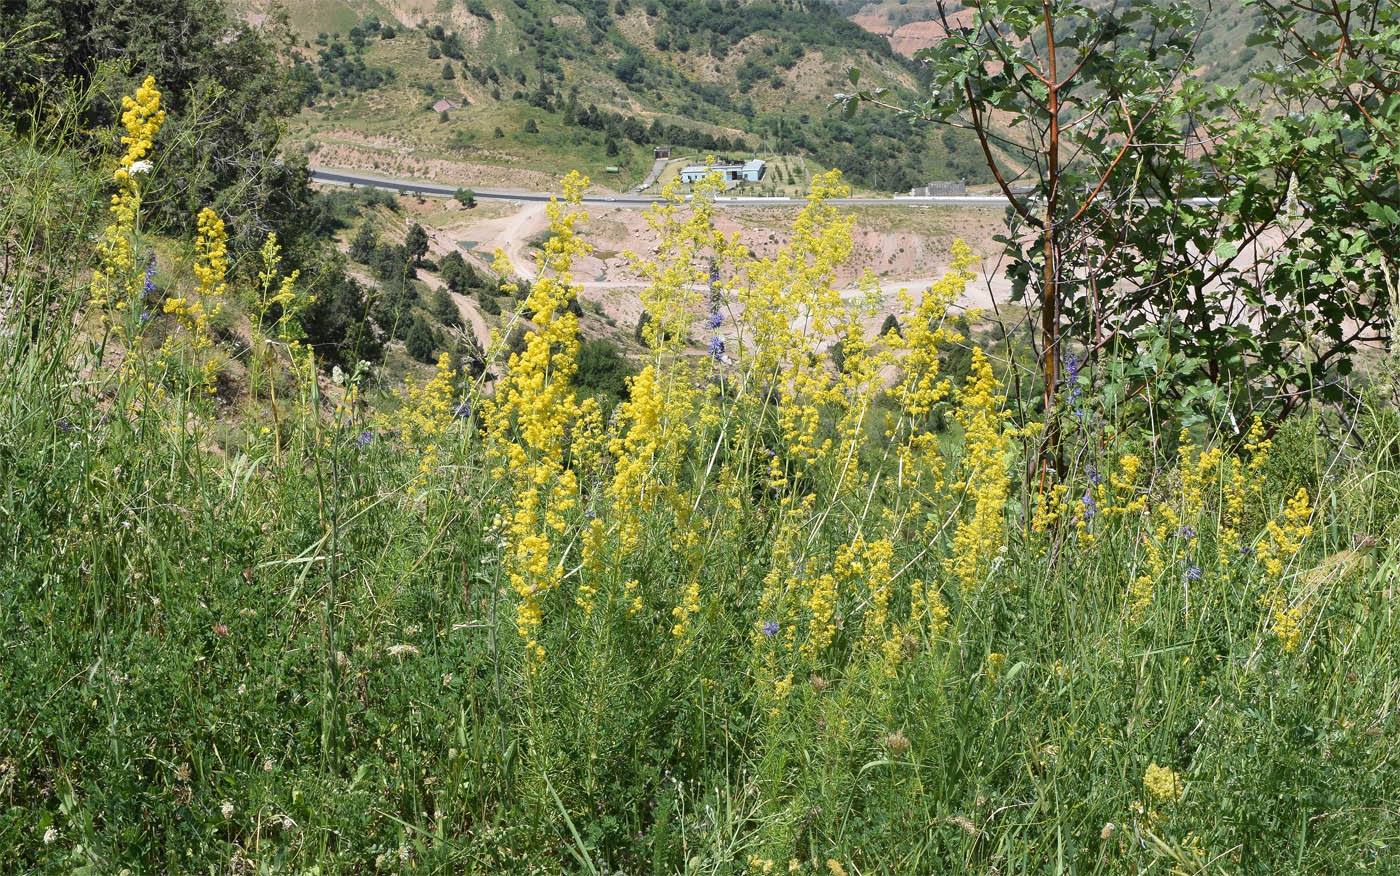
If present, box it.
[484,171,591,665]
[90,76,164,337]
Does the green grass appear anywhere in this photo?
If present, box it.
[4,107,1400,876]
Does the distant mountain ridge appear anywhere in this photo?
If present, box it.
[838,0,1270,89]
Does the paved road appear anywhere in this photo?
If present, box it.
[309,167,1012,209]
[633,157,670,194]
[311,166,1224,211]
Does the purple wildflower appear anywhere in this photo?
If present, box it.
[142,255,157,299]
[708,336,725,359]
[1063,351,1082,384]
[357,430,373,446]
[1183,565,1202,581]
[761,621,779,638]
[1063,351,1084,416]
[706,310,723,329]
[139,310,150,323]
[1081,488,1097,523]
[452,402,472,420]
[1176,525,1197,540]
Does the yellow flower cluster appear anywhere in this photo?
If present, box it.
[799,571,838,660]
[164,207,227,341]
[248,233,313,412]
[945,348,1011,591]
[1107,454,1146,515]
[909,576,950,641]
[785,191,861,469]
[1216,418,1270,564]
[607,365,665,557]
[253,233,305,337]
[1143,762,1183,802]
[736,172,852,380]
[1262,587,1306,653]
[379,353,457,494]
[833,536,901,671]
[120,78,164,170]
[1030,482,1070,537]
[1256,486,1313,577]
[483,172,591,664]
[90,76,165,315]
[1256,486,1315,652]
[671,571,701,641]
[1178,430,1224,531]
[1106,416,1314,628]
[630,174,743,355]
[889,240,974,422]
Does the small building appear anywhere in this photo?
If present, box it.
[653,146,672,159]
[432,98,462,113]
[908,180,967,197]
[679,159,766,184]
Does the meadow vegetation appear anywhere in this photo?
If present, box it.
[3,74,1400,875]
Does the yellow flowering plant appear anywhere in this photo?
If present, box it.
[483,171,591,665]
[90,76,165,320]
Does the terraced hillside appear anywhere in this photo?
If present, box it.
[231,0,993,192]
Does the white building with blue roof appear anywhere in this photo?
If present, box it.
[680,159,767,184]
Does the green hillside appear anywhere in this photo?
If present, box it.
[233,0,993,191]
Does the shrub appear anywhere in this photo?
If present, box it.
[574,337,636,403]
[431,287,463,328]
[348,221,378,263]
[404,315,437,362]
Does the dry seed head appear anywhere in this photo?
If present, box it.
[946,815,979,836]
[885,730,911,755]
